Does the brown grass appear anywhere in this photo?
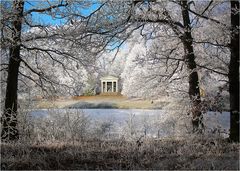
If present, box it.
[35,95,160,109]
[72,95,126,100]
[1,138,239,170]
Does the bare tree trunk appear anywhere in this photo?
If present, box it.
[180,0,202,132]
[229,0,239,142]
[1,0,24,141]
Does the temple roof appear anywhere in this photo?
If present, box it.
[100,75,119,81]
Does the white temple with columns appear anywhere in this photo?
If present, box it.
[100,75,119,95]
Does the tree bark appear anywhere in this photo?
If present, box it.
[180,0,202,132]
[229,0,239,142]
[1,0,24,141]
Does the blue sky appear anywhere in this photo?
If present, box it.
[24,1,100,26]
[23,1,123,50]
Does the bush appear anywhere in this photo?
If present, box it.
[83,88,95,96]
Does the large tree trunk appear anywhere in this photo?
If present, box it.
[1,0,24,141]
[229,1,239,142]
[180,0,202,132]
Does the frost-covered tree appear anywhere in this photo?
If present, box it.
[102,0,203,130]
[95,0,235,133]
[177,0,239,141]
[0,0,108,141]
[229,1,239,142]
[121,32,188,99]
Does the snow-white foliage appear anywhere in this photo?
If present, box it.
[121,26,189,98]
[120,1,230,101]
[1,0,231,105]
[16,24,101,98]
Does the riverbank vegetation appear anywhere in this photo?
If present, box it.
[1,138,239,170]
[2,103,238,170]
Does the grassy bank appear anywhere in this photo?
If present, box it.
[1,138,239,170]
[34,95,169,109]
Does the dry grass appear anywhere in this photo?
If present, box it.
[1,138,239,170]
[34,95,164,109]
[116,100,154,109]
[72,95,126,101]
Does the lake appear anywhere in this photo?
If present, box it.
[31,109,230,139]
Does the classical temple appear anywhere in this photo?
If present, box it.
[100,75,119,95]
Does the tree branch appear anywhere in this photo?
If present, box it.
[196,63,228,76]
[171,0,229,28]
[24,2,68,15]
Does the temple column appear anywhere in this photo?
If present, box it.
[105,82,107,92]
[116,80,118,93]
[101,81,103,93]
[112,81,114,92]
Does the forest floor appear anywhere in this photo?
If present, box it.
[1,138,239,170]
[35,95,170,109]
